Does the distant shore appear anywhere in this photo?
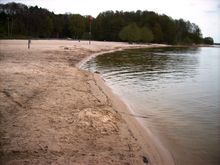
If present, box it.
[0,40,174,164]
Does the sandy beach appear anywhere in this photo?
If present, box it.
[0,40,174,165]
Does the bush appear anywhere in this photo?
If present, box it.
[119,23,154,43]
[203,37,214,45]
[140,27,154,43]
[119,23,140,43]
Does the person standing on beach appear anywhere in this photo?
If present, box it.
[28,39,31,49]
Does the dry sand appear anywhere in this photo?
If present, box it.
[0,40,174,165]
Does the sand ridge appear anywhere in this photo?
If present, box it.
[0,40,173,164]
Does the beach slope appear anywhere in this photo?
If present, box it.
[0,40,173,164]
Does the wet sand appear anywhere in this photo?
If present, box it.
[0,40,173,164]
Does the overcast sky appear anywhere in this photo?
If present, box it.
[1,0,220,42]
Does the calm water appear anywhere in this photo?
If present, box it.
[82,47,220,165]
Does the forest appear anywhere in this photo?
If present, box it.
[0,2,214,44]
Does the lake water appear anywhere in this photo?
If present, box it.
[82,47,220,165]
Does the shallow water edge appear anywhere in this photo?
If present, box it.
[78,46,176,165]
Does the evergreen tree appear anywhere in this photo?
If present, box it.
[0,2,207,44]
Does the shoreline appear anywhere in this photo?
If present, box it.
[0,40,174,164]
[77,47,175,165]
[93,74,175,165]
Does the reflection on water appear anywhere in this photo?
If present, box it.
[90,47,200,93]
[82,47,220,165]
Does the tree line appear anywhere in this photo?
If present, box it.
[0,2,214,44]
